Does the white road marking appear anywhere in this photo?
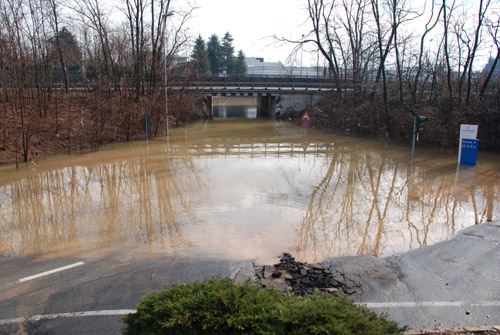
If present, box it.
[0,317,23,326]
[363,301,500,308]
[0,310,136,325]
[18,262,85,283]
[1,301,500,326]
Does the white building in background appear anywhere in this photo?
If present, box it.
[245,57,326,77]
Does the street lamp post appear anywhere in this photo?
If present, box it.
[163,11,174,137]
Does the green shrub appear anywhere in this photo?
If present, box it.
[122,277,405,335]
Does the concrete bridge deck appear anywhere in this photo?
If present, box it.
[189,75,336,95]
[186,75,333,117]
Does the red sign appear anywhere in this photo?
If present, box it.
[302,121,310,129]
[301,112,311,121]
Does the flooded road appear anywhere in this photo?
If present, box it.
[212,96,257,118]
[1,119,499,263]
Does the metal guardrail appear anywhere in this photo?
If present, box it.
[191,75,337,92]
[0,71,339,92]
[194,74,334,82]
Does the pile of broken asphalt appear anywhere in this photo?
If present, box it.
[254,252,360,296]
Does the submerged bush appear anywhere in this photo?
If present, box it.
[122,277,405,335]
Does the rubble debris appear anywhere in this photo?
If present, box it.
[254,253,361,296]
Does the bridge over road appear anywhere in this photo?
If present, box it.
[187,75,336,117]
[2,71,336,117]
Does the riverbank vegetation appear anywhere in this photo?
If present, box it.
[0,0,203,165]
[289,0,500,151]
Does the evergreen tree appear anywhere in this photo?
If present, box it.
[207,34,223,76]
[232,50,248,76]
[191,35,210,75]
[48,27,82,70]
[221,32,235,75]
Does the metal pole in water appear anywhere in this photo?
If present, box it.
[163,12,174,138]
[411,116,416,161]
[164,41,169,138]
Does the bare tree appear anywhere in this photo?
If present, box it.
[150,0,172,89]
[369,0,395,106]
[387,0,420,103]
[125,0,147,99]
[0,34,7,150]
[451,0,491,104]
[465,0,491,104]
[306,0,343,92]
[47,0,69,93]
[453,15,472,105]
[1,0,50,162]
[442,0,455,103]
[73,0,115,87]
[303,0,378,99]
[479,15,500,99]
[410,0,443,104]
[338,0,377,100]
[72,0,118,150]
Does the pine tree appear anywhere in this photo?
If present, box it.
[232,50,248,76]
[48,27,82,70]
[221,32,235,75]
[191,35,210,75]
[207,34,223,76]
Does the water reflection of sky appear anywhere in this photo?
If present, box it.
[213,105,258,119]
[212,96,258,119]
[0,120,499,263]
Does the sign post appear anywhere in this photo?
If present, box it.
[411,117,417,161]
[460,139,479,166]
[458,124,478,163]
[301,112,311,131]
[410,114,427,161]
[141,112,153,142]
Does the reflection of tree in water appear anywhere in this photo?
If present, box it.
[290,143,500,262]
[0,145,205,256]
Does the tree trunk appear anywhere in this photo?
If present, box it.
[479,49,500,99]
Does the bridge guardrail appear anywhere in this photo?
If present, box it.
[192,74,337,92]
[0,71,341,92]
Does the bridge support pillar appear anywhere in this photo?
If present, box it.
[207,96,213,118]
[257,95,276,118]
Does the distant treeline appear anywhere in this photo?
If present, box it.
[191,33,248,76]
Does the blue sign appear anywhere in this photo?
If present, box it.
[302,121,310,129]
[460,139,479,166]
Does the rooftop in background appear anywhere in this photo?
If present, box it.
[246,57,326,78]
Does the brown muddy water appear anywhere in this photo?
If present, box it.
[1,119,499,264]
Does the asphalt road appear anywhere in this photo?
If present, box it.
[323,220,500,329]
[0,253,254,335]
[0,221,499,334]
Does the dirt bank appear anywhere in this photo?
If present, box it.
[0,90,200,165]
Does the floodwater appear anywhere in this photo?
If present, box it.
[1,119,499,263]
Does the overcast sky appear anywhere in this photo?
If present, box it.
[182,0,495,69]
[188,0,318,65]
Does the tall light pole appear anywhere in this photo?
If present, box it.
[163,11,174,137]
